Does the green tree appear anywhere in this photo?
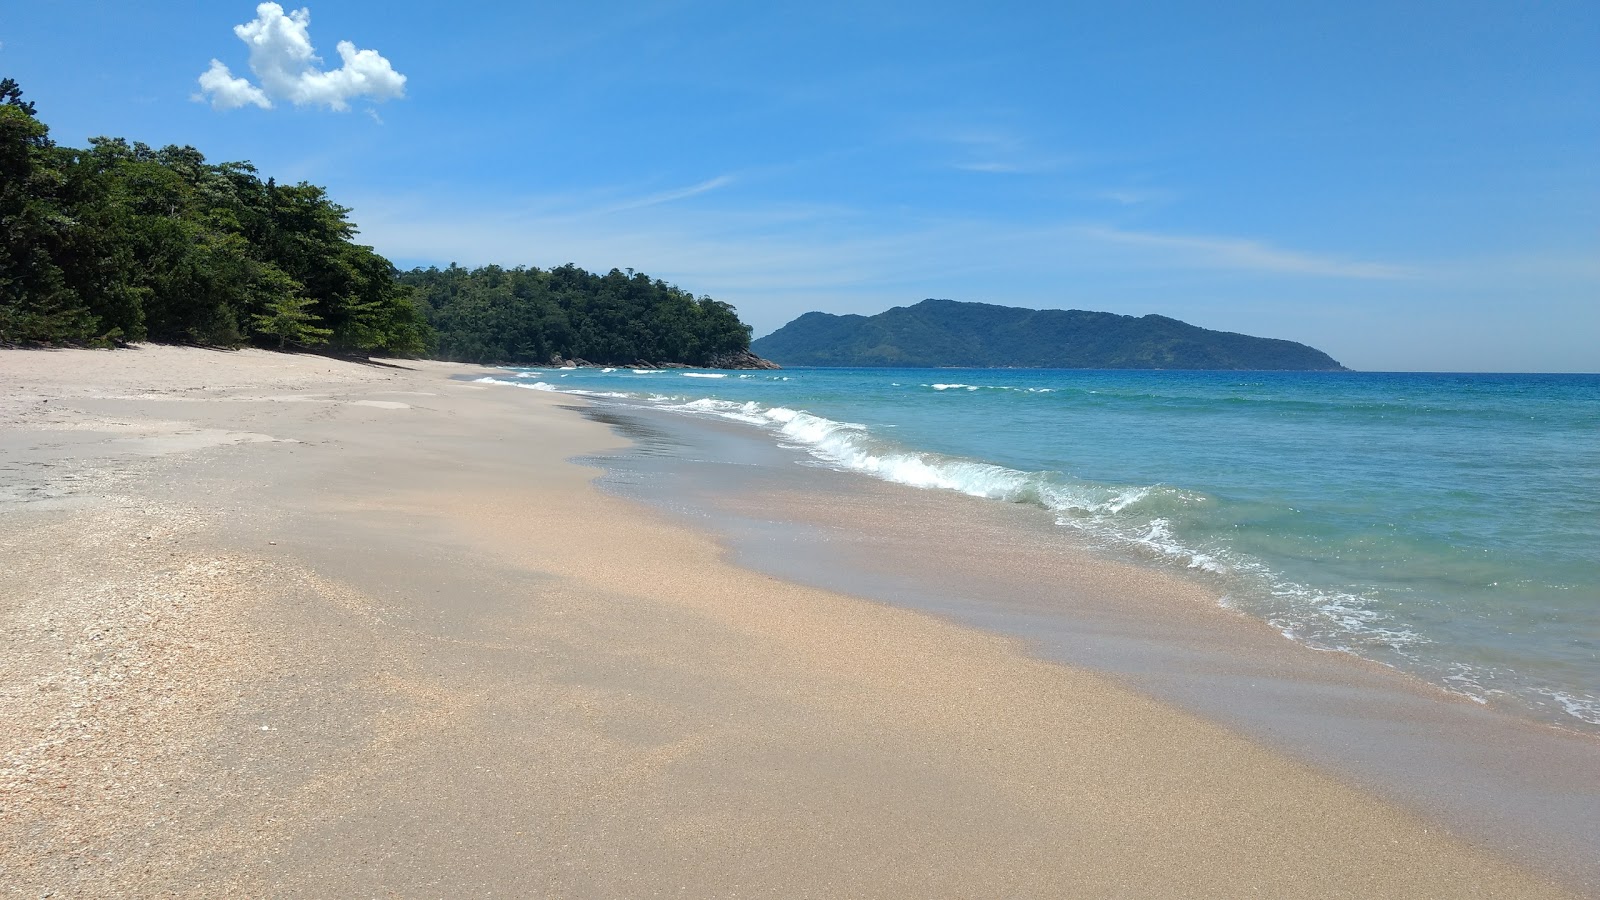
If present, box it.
[251,267,332,348]
[0,80,95,342]
[401,262,754,366]
[0,78,762,363]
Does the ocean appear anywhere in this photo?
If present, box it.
[475,366,1600,735]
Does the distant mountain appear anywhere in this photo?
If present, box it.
[751,299,1346,370]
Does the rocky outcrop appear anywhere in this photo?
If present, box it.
[706,350,781,370]
[545,355,595,368]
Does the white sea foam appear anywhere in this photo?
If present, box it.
[1538,690,1600,725]
[470,373,1470,714]
[922,383,1054,393]
[659,397,771,426]
[1131,518,1230,574]
[474,376,557,392]
[664,401,1172,528]
[1433,664,1600,726]
[1260,583,1428,658]
[477,375,639,401]
[682,372,727,378]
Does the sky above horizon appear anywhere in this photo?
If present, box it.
[4,1,1597,371]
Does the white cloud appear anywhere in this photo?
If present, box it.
[196,59,271,110]
[335,184,1596,370]
[1074,225,1415,279]
[602,175,737,213]
[347,186,1436,342]
[196,3,406,112]
[933,126,1075,175]
[1097,188,1176,206]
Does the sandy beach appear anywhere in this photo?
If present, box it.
[0,346,1584,897]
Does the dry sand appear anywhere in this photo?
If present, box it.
[0,345,1581,897]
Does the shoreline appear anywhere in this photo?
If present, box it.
[508,365,1600,736]
[1,346,1589,896]
[561,391,1600,884]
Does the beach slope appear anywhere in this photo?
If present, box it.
[0,346,1574,897]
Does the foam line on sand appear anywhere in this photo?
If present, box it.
[0,346,1579,897]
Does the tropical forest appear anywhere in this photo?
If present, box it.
[0,79,754,367]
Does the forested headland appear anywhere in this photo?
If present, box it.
[0,79,759,367]
[401,265,755,367]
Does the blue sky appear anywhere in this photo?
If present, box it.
[4,1,1596,371]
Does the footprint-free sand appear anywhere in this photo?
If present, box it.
[0,346,1579,897]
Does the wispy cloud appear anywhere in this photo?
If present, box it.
[1074,225,1416,279]
[195,3,406,112]
[953,160,1062,174]
[1454,250,1600,284]
[938,127,1074,175]
[347,187,1424,337]
[1097,188,1176,206]
[602,175,737,213]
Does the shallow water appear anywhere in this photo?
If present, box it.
[548,396,1600,890]
[478,367,1600,734]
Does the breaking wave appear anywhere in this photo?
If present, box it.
[472,369,1600,730]
[643,394,1433,661]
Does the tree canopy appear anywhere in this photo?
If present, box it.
[0,79,432,354]
[0,80,757,366]
[402,263,751,367]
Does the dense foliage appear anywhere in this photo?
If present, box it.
[403,264,751,366]
[1,80,759,365]
[0,79,430,353]
[752,298,1347,370]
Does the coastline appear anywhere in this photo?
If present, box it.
[568,397,1600,883]
[0,346,1586,896]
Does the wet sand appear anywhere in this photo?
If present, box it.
[570,399,1600,887]
[0,345,1584,897]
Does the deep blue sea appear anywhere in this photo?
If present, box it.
[478,366,1600,732]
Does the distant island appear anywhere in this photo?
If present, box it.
[752,299,1347,370]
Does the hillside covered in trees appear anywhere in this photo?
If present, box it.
[403,265,754,367]
[0,79,760,367]
[752,299,1346,370]
[0,79,430,354]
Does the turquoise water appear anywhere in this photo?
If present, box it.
[478,367,1600,732]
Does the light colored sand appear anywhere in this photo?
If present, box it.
[0,345,1580,897]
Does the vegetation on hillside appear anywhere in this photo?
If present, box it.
[0,78,430,354]
[0,79,755,366]
[752,299,1346,370]
[402,264,751,366]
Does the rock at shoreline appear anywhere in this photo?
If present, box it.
[706,349,782,370]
